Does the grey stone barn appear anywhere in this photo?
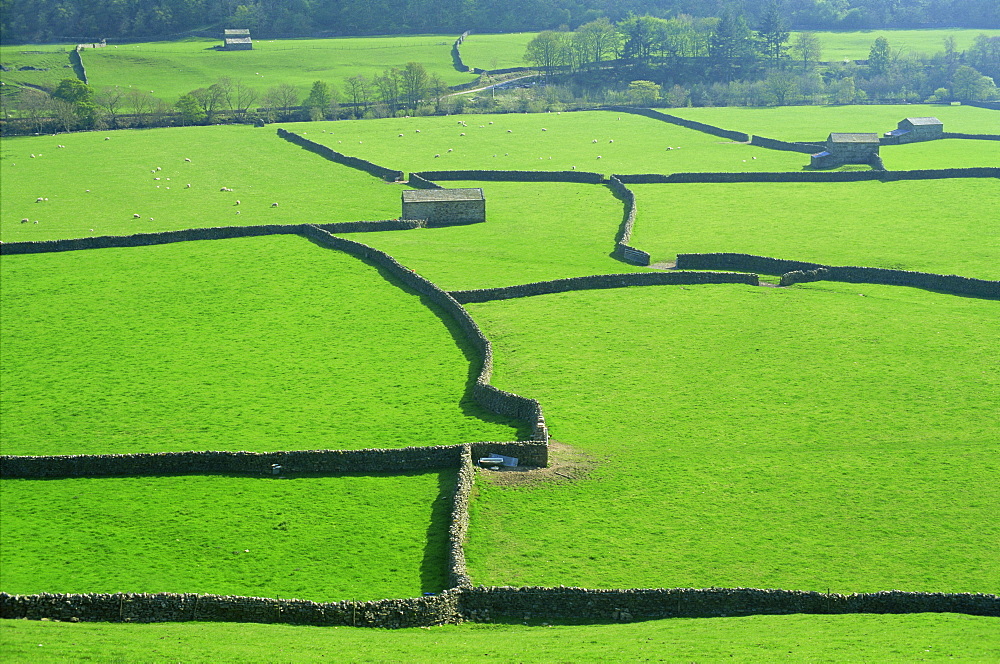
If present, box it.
[810,133,880,168]
[223,29,252,50]
[884,117,943,144]
[402,188,485,226]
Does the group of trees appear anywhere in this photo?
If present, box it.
[1,0,997,44]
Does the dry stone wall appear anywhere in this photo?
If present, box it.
[605,107,750,142]
[277,128,403,181]
[412,170,604,184]
[408,173,444,189]
[458,586,1000,622]
[941,132,1000,140]
[452,31,471,73]
[615,168,1000,184]
[750,135,825,153]
[449,271,758,304]
[606,175,650,265]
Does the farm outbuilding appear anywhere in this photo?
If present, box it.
[884,117,943,144]
[402,188,485,227]
[810,132,880,168]
[223,29,252,50]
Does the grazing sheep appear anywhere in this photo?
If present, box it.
[156,167,161,171]
[154,177,160,180]
[30,154,35,158]
[35,197,43,202]
[460,133,465,136]
[21,218,29,223]
[33,220,38,224]
[236,210,241,214]
[434,154,440,158]
[271,202,279,207]
[542,128,547,131]
[85,190,90,192]
[415,130,420,133]
[507,130,512,133]
[399,134,404,137]
[489,121,493,124]
[149,218,154,221]
[185,184,191,188]
[234,200,240,205]
[592,139,598,143]
[596,155,602,159]
[609,139,614,143]
[752,156,757,160]
[447,148,453,152]
[184,158,191,162]
[105,137,110,140]
[571,166,576,169]
[133,214,141,218]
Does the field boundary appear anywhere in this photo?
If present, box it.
[411,169,605,183]
[606,175,650,265]
[277,128,403,181]
[603,106,750,142]
[449,271,758,303]
[614,167,1000,183]
[675,253,1000,299]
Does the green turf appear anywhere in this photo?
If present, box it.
[0,45,75,95]
[881,138,1000,170]
[629,179,1000,280]
[345,180,643,291]
[458,32,539,71]
[465,282,1000,594]
[664,104,1000,143]
[81,36,475,102]
[0,235,520,456]
[796,28,1000,62]
[2,613,998,663]
[0,125,406,243]
[0,471,453,601]
[293,111,805,175]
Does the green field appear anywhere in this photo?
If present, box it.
[882,138,1000,169]
[0,471,452,601]
[0,235,519,455]
[79,36,474,103]
[466,282,1000,593]
[3,613,999,663]
[799,28,1000,62]
[458,32,539,71]
[0,45,75,97]
[294,111,805,174]
[0,125,406,243]
[629,179,1000,279]
[665,104,1000,142]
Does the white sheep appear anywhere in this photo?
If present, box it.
[542,128,547,131]
[271,202,279,207]
[234,200,240,205]
[507,130,512,133]
[33,220,38,224]
[154,177,160,181]
[571,166,576,169]
[592,139,597,143]
[35,197,43,202]
[434,154,440,158]
[460,133,465,136]
[21,218,29,223]
[596,155,602,159]
[185,184,191,188]
[415,130,420,133]
[30,154,35,158]
[156,167,161,171]
[105,137,110,140]
[184,158,191,162]
[609,139,614,143]
[133,214,141,218]
[489,121,494,125]
[399,134,404,137]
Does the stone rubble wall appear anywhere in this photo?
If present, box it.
[449,271,758,304]
[447,445,475,588]
[750,135,825,153]
[277,128,403,181]
[606,175,650,265]
[452,31,471,73]
[941,132,1000,140]
[411,170,605,184]
[614,167,1000,184]
[407,172,444,189]
[603,106,750,142]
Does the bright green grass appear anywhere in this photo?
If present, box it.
[665,104,1000,143]
[798,28,1000,62]
[466,282,1000,593]
[0,125,406,242]
[629,179,1000,280]
[0,235,519,455]
[458,32,539,71]
[881,138,1000,169]
[0,471,452,601]
[293,111,805,174]
[3,613,999,663]
[0,45,75,94]
[346,180,643,291]
[82,36,475,102]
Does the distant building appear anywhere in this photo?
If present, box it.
[810,132,880,168]
[884,117,943,144]
[402,188,485,226]
[223,29,252,50]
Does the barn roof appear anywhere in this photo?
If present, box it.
[904,117,942,125]
[828,133,880,143]
[225,38,252,45]
[225,29,251,36]
[402,188,484,202]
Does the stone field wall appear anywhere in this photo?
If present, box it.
[277,128,403,181]
[606,175,650,265]
[412,170,604,184]
[614,167,1000,184]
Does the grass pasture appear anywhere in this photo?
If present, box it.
[295,111,805,174]
[799,28,1000,62]
[629,179,1000,279]
[665,103,1000,143]
[0,471,453,601]
[3,613,999,663]
[881,138,1000,169]
[82,36,475,102]
[466,282,1000,593]
[0,125,406,243]
[0,45,75,96]
[457,32,539,71]
[0,235,520,456]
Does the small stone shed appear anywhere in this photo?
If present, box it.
[884,117,943,144]
[810,133,880,168]
[402,188,485,226]
[223,29,253,50]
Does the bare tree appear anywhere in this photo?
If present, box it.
[126,88,154,127]
[262,83,299,121]
[96,86,126,128]
[51,99,79,132]
[17,87,52,134]
[375,68,402,114]
[344,75,371,118]
[232,79,259,119]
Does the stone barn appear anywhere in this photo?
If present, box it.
[223,29,253,50]
[810,133,880,168]
[884,117,943,144]
[402,188,485,226]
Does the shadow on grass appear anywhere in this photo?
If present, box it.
[421,469,456,594]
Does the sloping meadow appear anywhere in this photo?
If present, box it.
[465,281,999,594]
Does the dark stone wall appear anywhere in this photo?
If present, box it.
[750,135,824,153]
[614,168,1000,184]
[411,170,605,184]
[449,271,759,304]
[276,128,403,181]
[452,31,471,73]
[408,173,444,189]
[606,175,650,265]
[458,586,1000,622]
[604,107,750,142]
[941,132,1000,140]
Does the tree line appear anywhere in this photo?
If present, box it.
[1,0,997,44]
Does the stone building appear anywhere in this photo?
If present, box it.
[402,188,485,226]
[884,117,943,144]
[223,29,253,50]
[810,133,880,168]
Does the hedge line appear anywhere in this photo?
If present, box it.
[276,128,403,181]
[676,253,1000,299]
[449,271,759,303]
[615,167,1000,184]
[750,135,824,153]
[0,221,420,256]
[411,170,605,183]
[604,106,750,142]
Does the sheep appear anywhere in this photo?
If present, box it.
[489,121,494,125]
[33,220,38,224]
[30,154,35,158]
[609,139,614,143]
[184,158,191,162]
[460,133,465,136]
[149,218,154,221]
[35,197,44,202]
[236,210,241,214]
[85,189,90,192]
[541,128,547,131]
[156,167,161,171]
[596,155,602,159]
[154,177,161,181]
[571,166,576,170]
[399,134,404,137]
[185,184,192,188]
[434,154,440,158]
[457,121,463,125]
[447,148,453,152]
[271,202,279,207]
[415,130,420,133]
[105,137,110,140]
[507,130,512,133]
[21,218,29,223]
[133,214,141,218]
[592,139,598,143]
[752,156,757,160]
[234,200,240,205]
